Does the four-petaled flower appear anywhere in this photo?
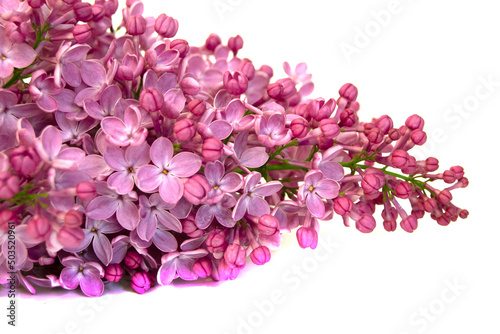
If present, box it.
[298,170,340,218]
[59,256,105,297]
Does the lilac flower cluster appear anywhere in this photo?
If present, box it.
[0,0,469,296]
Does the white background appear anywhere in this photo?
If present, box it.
[3,0,500,333]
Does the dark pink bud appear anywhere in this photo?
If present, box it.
[223,71,248,95]
[91,4,105,21]
[383,220,397,232]
[224,244,246,269]
[450,166,464,179]
[258,214,280,236]
[437,189,452,205]
[73,24,92,44]
[124,250,142,269]
[182,214,203,237]
[174,118,196,141]
[103,0,119,16]
[131,272,151,294]
[155,14,179,38]
[425,157,439,172]
[410,130,427,145]
[104,264,123,282]
[388,128,401,141]
[202,137,224,162]
[28,0,45,8]
[290,117,309,138]
[250,246,271,265]
[443,170,457,184]
[366,128,384,144]
[355,214,376,233]
[228,35,244,55]
[401,155,417,174]
[400,215,418,233]
[139,87,164,112]
[334,197,353,216]
[382,206,398,221]
[187,98,206,116]
[27,217,51,241]
[170,39,189,58]
[58,226,85,248]
[339,109,356,127]
[405,114,424,130]
[126,15,146,36]
[320,119,341,139]
[179,76,201,95]
[64,210,83,228]
[375,115,393,134]
[76,181,97,202]
[74,2,93,22]
[361,174,383,194]
[395,181,413,199]
[0,172,20,200]
[183,175,211,205]
[206,230,227,254]
[339,83,358,102]
[459,210,469,219]
[237,59,255,81]
[437,215,450,226]
[277,78,297,99]
[296,226,318,249]
[423,198,437,213]
[193,257,212,278]
[10,146,40,178]
[317,135,334,150]
[391,150,410,168]
[267,82,284,99]
[259,65,273,78]
[205,33,221,51]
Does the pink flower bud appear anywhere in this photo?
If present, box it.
[64,210,83,228]
[187,98,206,116]
[193,257,212,278]
[181,214,203,237]
[126,15,146,36]
[391,150,409,168]
[339,83,358,102]
[28,0,45,8]
[155,14,179,38]
[423,198,437,213]
[375,115,393,134]
[0,172,20,200]
[91,4,105,21]
[450,166,464,179]
[73,24,92,44]
[76,181,97,202]
[139,87,164,112]
[296,226,318,249]
[223,71,248,95]
[388,128,401,141]
[131,272,152,294]
[339,109,356,127]
[395,181,413,199]
[401,155,417,174]
[366,128,384,144]
[405,114,424,130]
[425,157,439,172]
[237,59,255,81]
[437,189,452,205]
[267,82,283,99]
[355,214,376,233]
[228,35,243,55]
[27,216,51,241]
[124,250,142,269]
[170,39,189,58]
[4,22,24,44]
[410,130,427,145]
[104,264,123,282]
[459,210,469,219]
[0,210,16,232]
[218,258,240,281]
[250,246,271,265]
[318,135,334,150]
[320,119,340,139]
[258,214,280,236]
[205,33,221,51]
[383,220,397,232]
[277,78,296,99]
[206,230,227,254]
[173,118,195,141]
[58,226,85,248]
[10,146,40,178]
[400,215,418,233]
[334,197,353,216]
[443,170,457,184]
[74,2,93,22]
[179,76,201,95]
[224,244,246,269]
[202,137,223,162]
[183,175,211,205]
[259,65,273,78]
[290,117,309,138]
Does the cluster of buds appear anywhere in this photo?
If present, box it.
[0,0,468,296]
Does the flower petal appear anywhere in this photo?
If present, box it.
[86,196,119,220]
[159,175,183,204]
[150,137,173,168]
[79,274,104,297]
[168,152,202,177]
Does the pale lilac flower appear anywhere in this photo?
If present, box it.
[104,141,150,194]
[255,106,292,147]
[219,98,255,132]
[54,42,91,88]
[136,137,202,205]
[74,59,118,106]
[59,256,104,297]
[85,181,140,231]
[195,193,237,229]
[64,218,122,266]
[157,249,208,285]
[55,112,99,145]
[204,160,243,203]
[0,26,36,78]
[298,170,340,218]
[312,145,345,181]
[101,105,148,147]
[83,85,122,120]
[137,193,182,242]
[230,130,269,168]
[232,172,282,221]
[28,70,63,113]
